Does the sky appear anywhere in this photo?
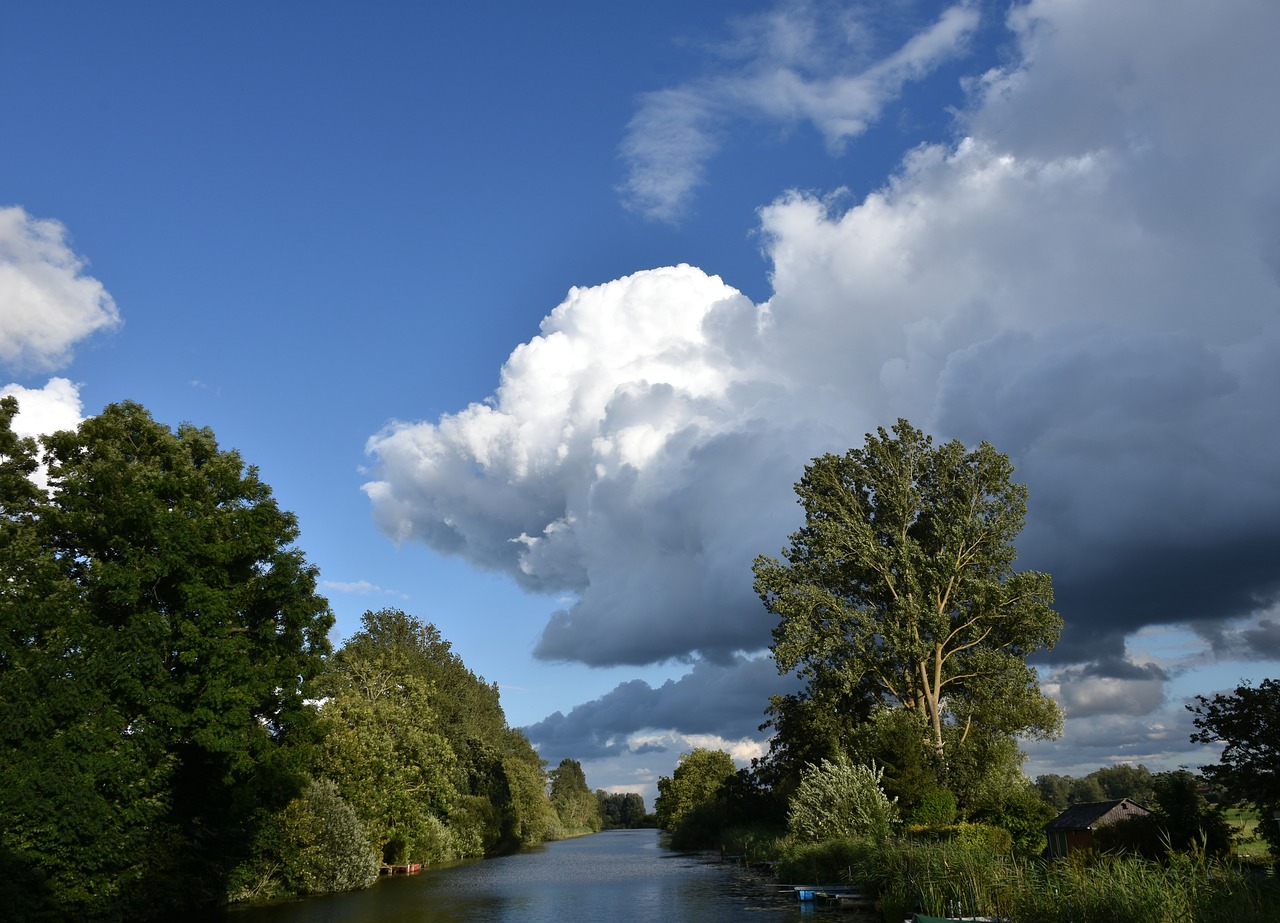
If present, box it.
[3,0,1279,805]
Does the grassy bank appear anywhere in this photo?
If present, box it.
[718,827,1279,923]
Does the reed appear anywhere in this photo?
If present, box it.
[776,836,1280,922]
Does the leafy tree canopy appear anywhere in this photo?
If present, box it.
[549,758,603,834]
[597,791,649,828]
[788,756,898,842]
[318,608,556,862]
[0,399,333,919]
[1190,678,1280,851]
[654,748,736,835]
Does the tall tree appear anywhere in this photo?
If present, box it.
[549,758,602,834]
[0,400,333,918]
[754,420,1062,768]
[654,748,736,835]
[1190,678,1280,852]
[320,609,555,860]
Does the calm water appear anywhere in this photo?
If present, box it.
[221,829,816,923]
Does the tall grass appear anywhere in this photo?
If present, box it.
[1010,850,1279,923]
[774,836,1280,922]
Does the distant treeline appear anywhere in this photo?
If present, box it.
[0,399,609,921]
[597,790,655,829]
[1033,763,1158,811]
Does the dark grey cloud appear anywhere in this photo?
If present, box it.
[522,655,799,762]
[1192,615,1280,662]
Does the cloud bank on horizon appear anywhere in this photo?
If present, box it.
[364,0,1280,768]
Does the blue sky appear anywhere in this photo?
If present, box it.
[4,0,1280,804]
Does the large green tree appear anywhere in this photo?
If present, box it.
[0,400,333,919]
[549,758,603,834]
[754,420,1062,772]
[654,748,736,841]
[1190,678,1280,852]
[319,609,555,861]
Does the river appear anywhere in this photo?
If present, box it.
[220,829,821,922]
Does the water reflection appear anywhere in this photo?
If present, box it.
[221,829,813,923]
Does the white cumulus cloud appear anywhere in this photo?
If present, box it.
[0,206,120,371]
[1,378,85,439]
[366,0,1280,712]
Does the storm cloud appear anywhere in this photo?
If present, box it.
[365,0,1280,772]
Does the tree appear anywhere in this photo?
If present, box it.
[654,748,736,837]
[319,611,464,863]
[1095,771,1232,860]
[0,400,333,918]
[549,758,602,834]
[227,778,379,902]
[754,420,1062,773]
[1190,678,1280,852]
[319,609,556,861]
[597,791,649,828]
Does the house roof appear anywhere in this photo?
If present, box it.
[1045,798,1151,832]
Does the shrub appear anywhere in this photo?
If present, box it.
[788,757,898,842]
[776,837,871,884]
[227,778,379,903]
[909,787,958,826]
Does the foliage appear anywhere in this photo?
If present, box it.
[1010,850,1280,923]
[654,748,736,841]
[906,822,1013,854]
[823,837,1280,923]
[787,757,898,842]
[318,609,557,862]
[845,706,944,818]
[0,400,332,919]
[1095,771,1234,860]
[1190,678,1280,853]
[754,420,1061,798]
[909,787,958,826]
[970,781,1056,855]
[776,836,870,885]
[549,758,603,835]
[495,727,559,848]
[597,791,649,828]
[756,687,869,798]
[1036,763,1156,811]
[851,837,1017,920]
[227,778,379,903]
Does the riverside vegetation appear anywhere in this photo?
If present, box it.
[649,422,1279,922]
[5,405,1277,921]
[0,399,611,921]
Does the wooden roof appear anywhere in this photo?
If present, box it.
[1045,798,1151,832]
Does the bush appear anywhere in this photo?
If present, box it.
[776,837,871,884]
[227,778,379,903]
[907,822,1013,854]
[788,757,898,842]
[909,787,958,826]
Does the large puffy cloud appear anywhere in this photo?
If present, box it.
[366,265,805,666]
[368,0,1280,761]
[0,206,120,371]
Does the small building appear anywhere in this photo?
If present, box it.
[1044,798,1151,858]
